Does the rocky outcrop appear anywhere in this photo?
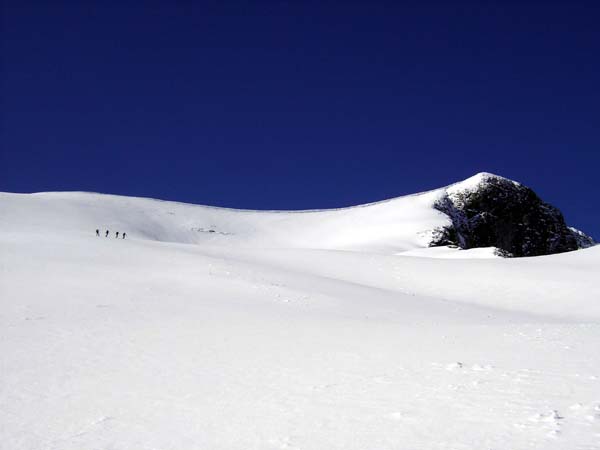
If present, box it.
[569,226,596,249]
[430,173,595,257]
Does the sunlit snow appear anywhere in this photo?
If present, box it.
[1,179,599,450]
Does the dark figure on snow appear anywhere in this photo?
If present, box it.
[122,232,126,239]
[96,229,99,237]
[116,231,119,238]
[105,230,109,237]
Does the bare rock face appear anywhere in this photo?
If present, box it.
[430,173,595,257]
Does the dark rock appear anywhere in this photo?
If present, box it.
[569,226,596,249]
[430,173,595,257]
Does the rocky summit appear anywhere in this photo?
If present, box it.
[430,173,595,257]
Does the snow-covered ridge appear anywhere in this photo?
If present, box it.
[0,183,451,254]
[0,172,592,257]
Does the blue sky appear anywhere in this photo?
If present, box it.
[2,1,599,237]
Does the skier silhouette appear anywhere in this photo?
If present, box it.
[116,231,119,238]
[96,229,99,237]
[105,230,109,237]
[122,232,126,239]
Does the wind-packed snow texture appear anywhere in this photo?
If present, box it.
[1,178,599,450]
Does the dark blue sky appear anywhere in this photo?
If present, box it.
[2,1,599,237]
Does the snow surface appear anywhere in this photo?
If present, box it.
[397,246,499,259]
[1,184,599,450]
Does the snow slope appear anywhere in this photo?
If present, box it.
[1,180,599,450]
[0,187,449,254]
[0,172,567,256]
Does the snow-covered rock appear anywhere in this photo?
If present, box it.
[430,172,595,257]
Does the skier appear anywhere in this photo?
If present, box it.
[122,232,126,239]
[116,231,119,238]
[96,229,100,237]
[105,230,109,237]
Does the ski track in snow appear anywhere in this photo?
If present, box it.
[1,190,599,450]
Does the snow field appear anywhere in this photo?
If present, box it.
[1,187,599,450]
